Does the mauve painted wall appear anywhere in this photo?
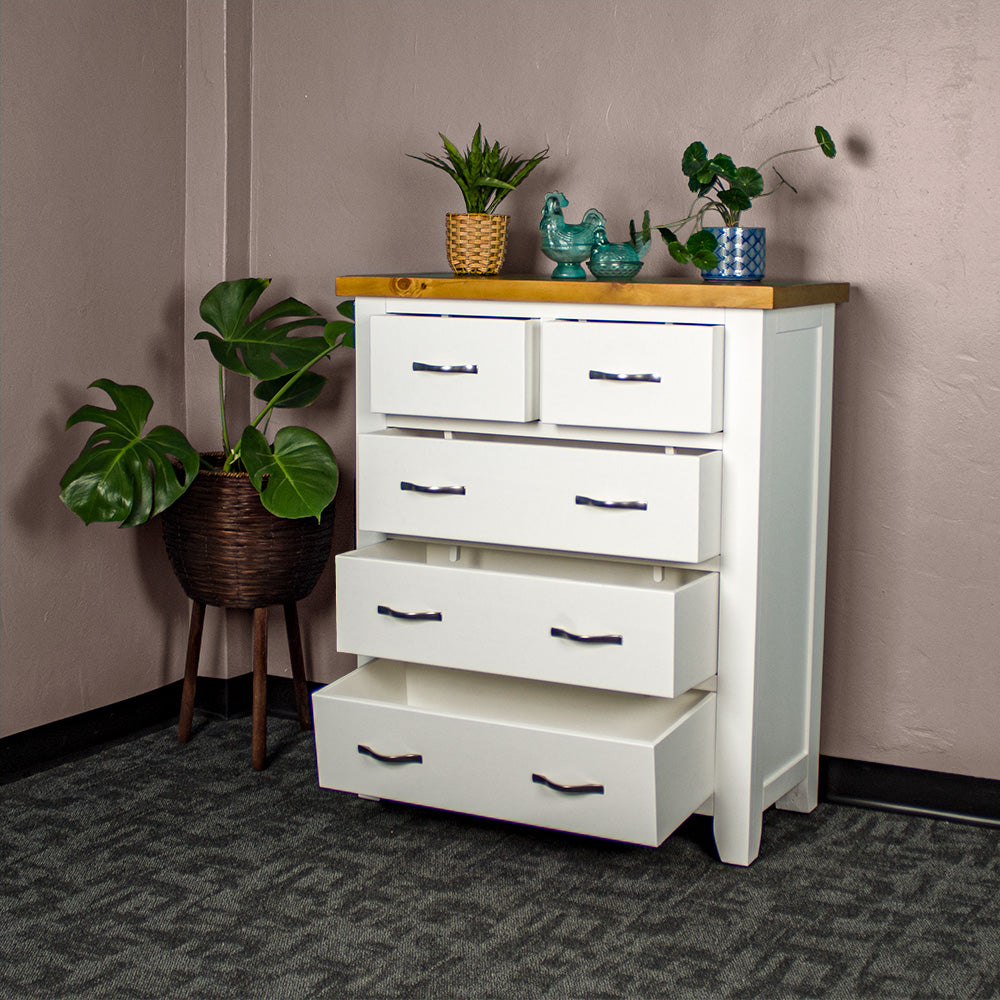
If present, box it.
[0,1,190,735]
[3,1,999,783]
[249,0,1000,779]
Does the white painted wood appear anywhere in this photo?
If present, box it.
[370,314,539,422]
[539,320,723,433]
[312,660,716,846]
[357,432,721,563]
[313,288,840,866]
[335,540,718,697]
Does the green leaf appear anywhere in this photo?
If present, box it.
[411,128,548,214]
[687,229,720,269]
[815,125,837,158]
[692,248,722,270]
[707,154,738,181]
[336,299,354,322]
[681,141,709,178]
[253,371,327,409]
[667,240,693,264]
[324,319,354,350]
[733,166,764,197]
[239,425,338,521]
[687,229,719,254]
[195,279,329,381]
[718,187,753,214]
[60,379,199,526]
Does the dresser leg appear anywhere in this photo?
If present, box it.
[712,800,763,867]
[284,602,312,731]
[775,767,819,813]
[177,600,206,744]
[252,606,268,771]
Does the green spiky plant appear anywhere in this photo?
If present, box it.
[408,124,549,214]
[630,125,837,269]
[59,278,354,526]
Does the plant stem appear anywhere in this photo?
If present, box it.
[249,351,332,433]
[756,144,815,172]
[218,365,232,466]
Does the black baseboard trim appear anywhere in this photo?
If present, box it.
[0,675,320,785]
[6,697,1000,830]
[820,755,1000,829]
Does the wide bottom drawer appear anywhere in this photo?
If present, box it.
[312,660,716,847]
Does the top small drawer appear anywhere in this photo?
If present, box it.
[370,314,538,422]
[539,321,723,433]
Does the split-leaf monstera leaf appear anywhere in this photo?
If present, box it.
[60,379,200,527]
[60,278,354,526]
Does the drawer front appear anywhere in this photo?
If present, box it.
[357,433,722,563]
[336,542,719,698]
[370,314,538,422]
[312,661,716,846]
[539,320,723,433]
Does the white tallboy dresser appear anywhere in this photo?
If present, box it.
[313,274,849,866]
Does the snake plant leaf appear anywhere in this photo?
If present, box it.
[815,125,837,158]
[239,425,338,521]
[60,379,199,526]
[195,278,328,381]
[468,124,483,179]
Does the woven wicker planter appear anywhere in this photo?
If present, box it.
[445,213,509,275]
[161,459,334,610]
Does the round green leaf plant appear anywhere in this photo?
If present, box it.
[631,126,837,269]
[60,278,354,526]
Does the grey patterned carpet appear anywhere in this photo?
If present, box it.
[2,716,999,1000]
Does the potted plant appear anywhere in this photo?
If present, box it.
[59,278,354,768]
[631,125,836,281]
[409,124,549,275]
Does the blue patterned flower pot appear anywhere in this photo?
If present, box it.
[700,227,766,282]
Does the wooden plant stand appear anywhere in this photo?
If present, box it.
[176,600,313,770]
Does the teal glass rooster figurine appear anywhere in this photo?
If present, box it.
[539,191,606,279]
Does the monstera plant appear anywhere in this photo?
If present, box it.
[60,278,354,525]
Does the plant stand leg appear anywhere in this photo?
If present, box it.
[177,600,206,744]
[252,606,268,771]
[284,602,312,731]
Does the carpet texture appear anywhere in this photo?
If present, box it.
[1,717,999,1000]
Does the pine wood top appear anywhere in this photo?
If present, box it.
[336,273,850,310]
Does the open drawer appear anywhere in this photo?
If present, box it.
[336,541,719,698]
[312,660,716,847]
[357,431,722,563]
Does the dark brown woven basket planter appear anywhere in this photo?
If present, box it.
[161,460,334,610]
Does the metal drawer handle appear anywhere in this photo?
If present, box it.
[401,481,467,495]
[532,773,605,796]
[589,369,661,383]
[377,605,443,622]
[412,362,479,374]
[358,744,423,765]
[550,626,622,645]
[575,494,647,511]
